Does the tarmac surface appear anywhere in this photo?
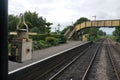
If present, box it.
[8,41,88,72]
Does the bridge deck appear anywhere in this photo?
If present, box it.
[76,19,120,31]
[8,41,88,72]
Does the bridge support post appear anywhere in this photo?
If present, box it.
[73,32,79,40]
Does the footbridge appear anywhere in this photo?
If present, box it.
[64,19,120,40]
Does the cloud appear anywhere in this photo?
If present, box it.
[100,28,115,35]
[9,0,120,33]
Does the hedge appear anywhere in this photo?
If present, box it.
[29,34,67,43]
[9,34,67,43]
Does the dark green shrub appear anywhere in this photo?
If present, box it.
[57,35,67,43]
[30,34,67,43]
[48,34,67,43]
[45,37,57,45]
[38,40,48,48]
[33,40,49,50]
[30,34,47,41]
[33,41,40,50]
[49,34,59,38]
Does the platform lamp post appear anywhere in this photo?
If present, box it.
[0,0,8,80]
[92,16,97,40]
[57,24,61,34]
[57,24,61,42]
[54,27,56,33]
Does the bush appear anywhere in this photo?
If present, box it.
[48,34,67,43]
[9,34,67,51]
[45,37,57,46]
[30,34,67,43]
[38,40,48,48]
[30,34,47,41]
[49,34,60,38]
[33,40,49,50]
[57,35,67,43]
[33,41,40,50]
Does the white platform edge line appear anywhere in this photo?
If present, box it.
[8,42,89,74]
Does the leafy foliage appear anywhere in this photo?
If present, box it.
[8,11,52,34]
[113,27,120,42]
[61,26,70,34]
[87,28,106,41]
[45,37,57,45]
[8,15,19,32]
[74,17,90,26]
[33,40,48,50]
[30,34,47,41]
[24,11,52,33]
[57,35,67,43]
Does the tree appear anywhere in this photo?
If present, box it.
[74,17,90,26]
[61,26,70,34]
[24,11,52,33]
[8,11,53,34]
[8,15,19,32]
[45,22,53,34]
[113,27,120,36]
[24,11,44,33]
[98,30,106,36]
[113,27,120,42]
[30,27,40,33]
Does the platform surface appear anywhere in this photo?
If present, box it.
[9,41,88,72]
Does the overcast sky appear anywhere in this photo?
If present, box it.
[8,0,120,34]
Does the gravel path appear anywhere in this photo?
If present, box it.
[8,41,87,72]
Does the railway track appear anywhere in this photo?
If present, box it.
[9,39,120,80]
[9,42,91,80]
[106,39,120,80]
[84,39,120,80]
[36,45,93,80]
[46,39,120,80]
[47,40,102,80]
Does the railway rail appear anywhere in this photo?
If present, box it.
[47,39,120,80]
[8,39,120,80]
[106,39,120,80]
[8,42,91,80]
[48,40,102,80]
[83,39,120,80]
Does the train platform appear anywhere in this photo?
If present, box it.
[8,41,88,72]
